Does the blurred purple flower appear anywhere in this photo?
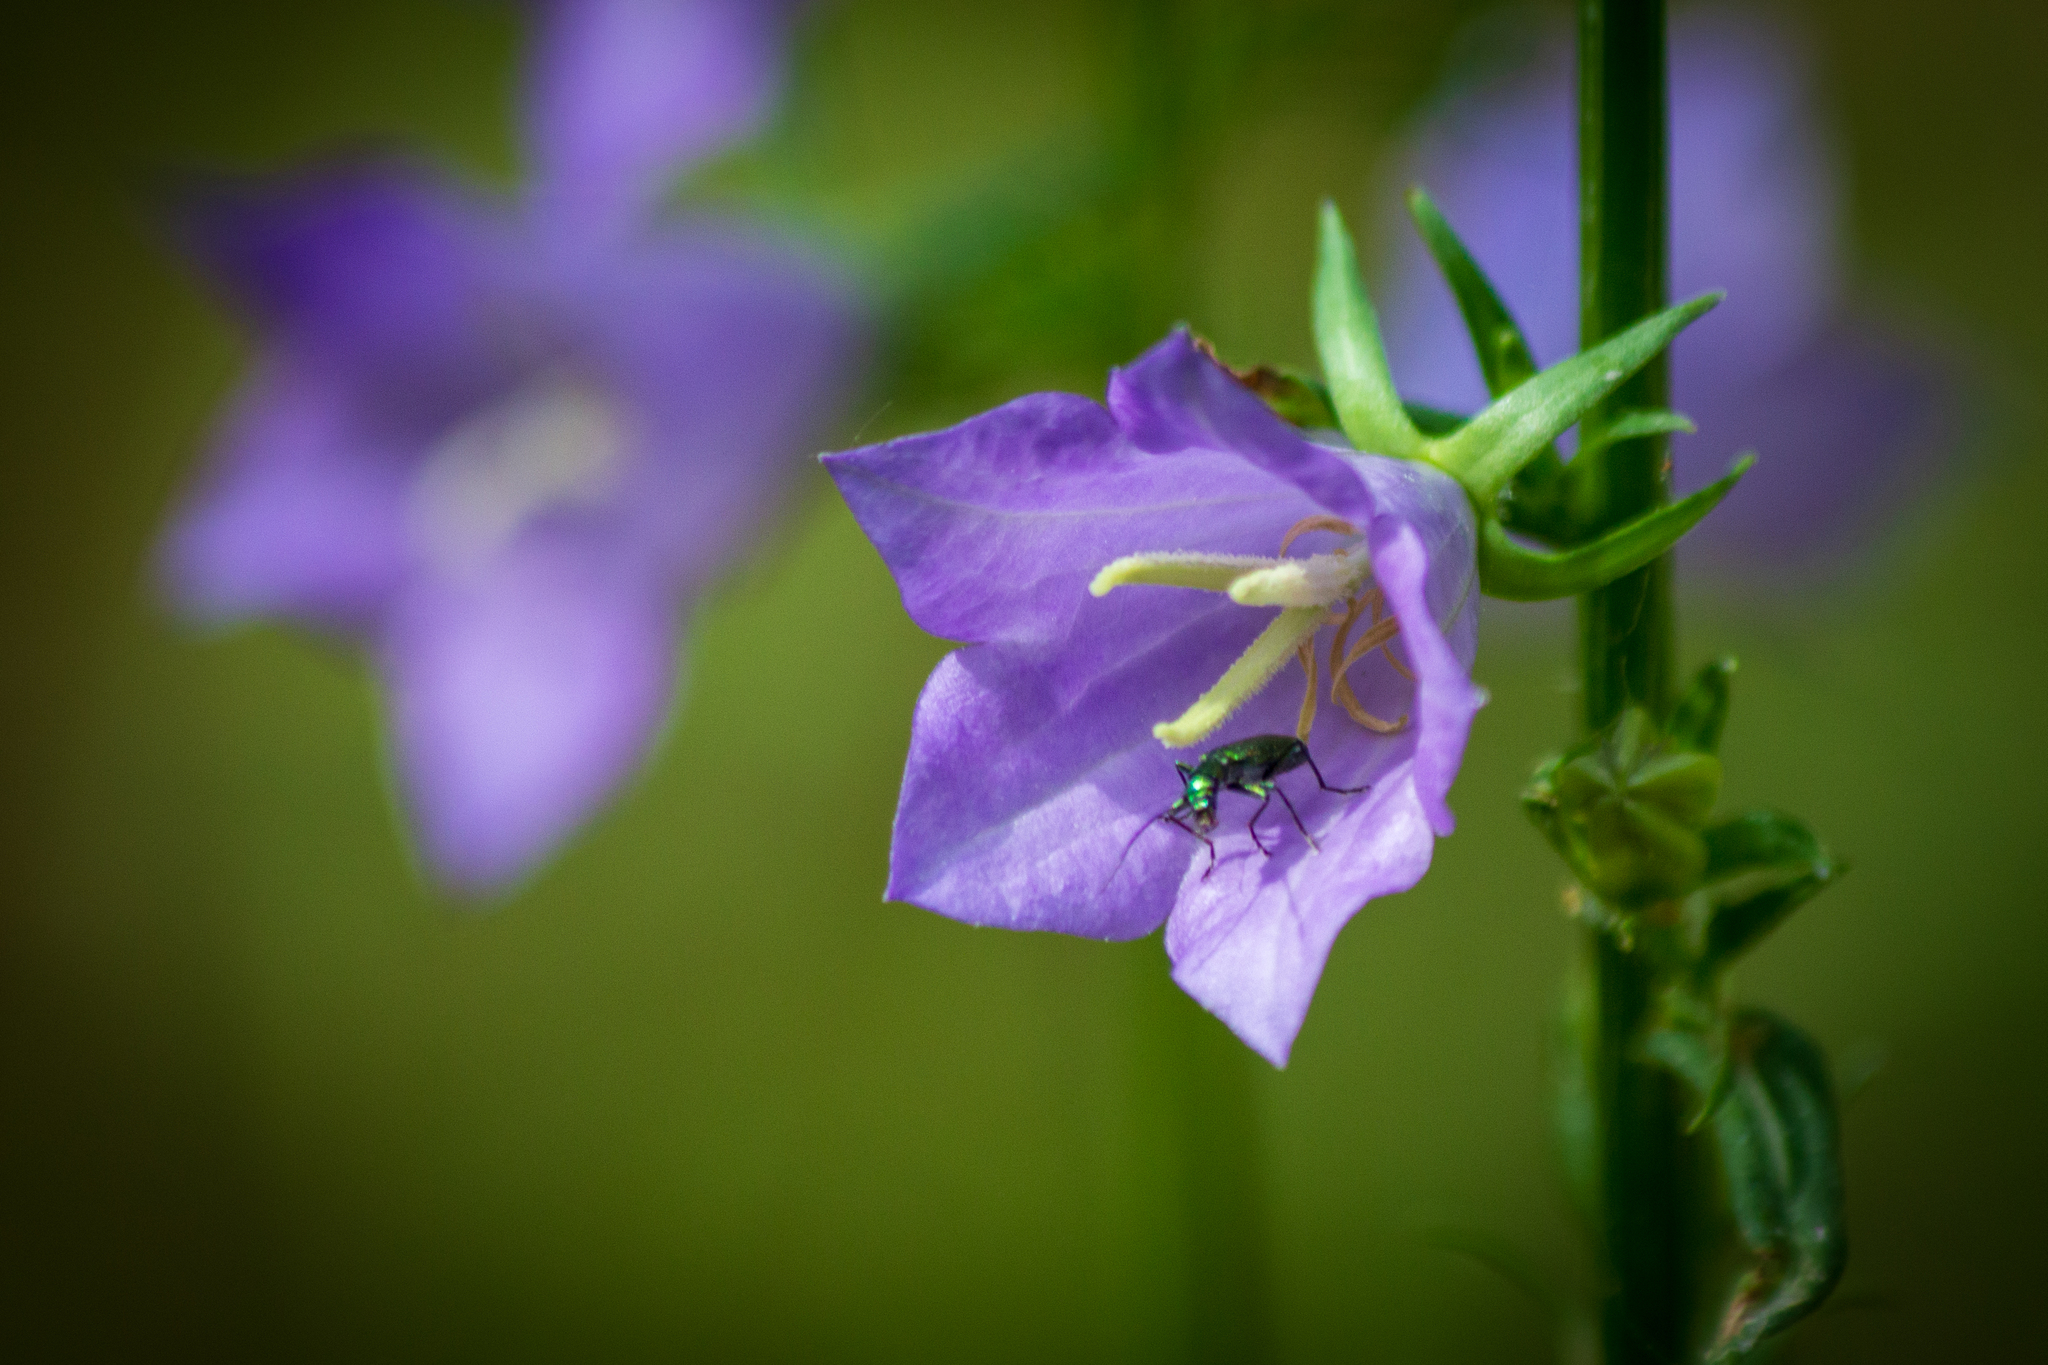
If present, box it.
[825,332,1484,1065]
[1378,6,1954,575]
[160,0,865,893]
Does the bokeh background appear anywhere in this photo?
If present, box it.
[4,0,2043,1359]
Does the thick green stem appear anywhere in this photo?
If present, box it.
[1577,2,1697,1362]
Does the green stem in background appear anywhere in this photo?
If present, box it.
[1576,2,1698,1362]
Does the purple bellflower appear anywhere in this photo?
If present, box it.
[826,332,1485,1065]
[160,0,865,893]
[1378,6,1952,574]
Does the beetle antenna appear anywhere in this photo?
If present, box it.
[1301,749,1369,796]
[1102,809,1173,889]
[1272,783,1319,853]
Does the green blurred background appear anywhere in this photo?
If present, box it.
[3,0,2043,1358]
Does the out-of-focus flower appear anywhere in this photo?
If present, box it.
[825,332,1484,1065]
[1378,6,1953,575]
[160,0,865,892]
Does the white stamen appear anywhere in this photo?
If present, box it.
[408,377,628,576]
[1153,606,1328,748]
[1090,552,1276,597]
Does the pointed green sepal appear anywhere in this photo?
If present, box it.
[1477,454,1755,601]
[1576,407,1697,459]
[1405,187,1539,396]
[1433,292,1722,500]
[1700,810,1844,970]
[1313,201,1425,458]
[1670,655,1738,754]
[1699,1012,1848,1361]
[1402,401,1467,438]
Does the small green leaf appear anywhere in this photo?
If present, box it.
[1702,1012,1848,1361]
[1703,809,1825,881]
[1313,201,1424,458]
[1405,187,1539,397]
[1432,292,1722,501]
[1670,656,1738,754]
[1699,811,1842,968]
[1477,455,1754,601]
[1575,407,1697,460]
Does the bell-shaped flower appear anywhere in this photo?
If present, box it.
[1376,6,1955,575]
[158,0,866,892]
[825,331,1486,1065]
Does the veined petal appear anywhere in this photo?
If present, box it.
[1169,765,1438,1066]
[1090,552,1276,597]
[1152,606,1327,748]
[825,393,1318,648]
[1111,330,1378,526]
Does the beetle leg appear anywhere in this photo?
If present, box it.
[1167,812,1220,878]
[1273,782,1319,853]
[1301,748,1368,796]
[1244,788,1274,856]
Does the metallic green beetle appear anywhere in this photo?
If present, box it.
[1112,734,1369,882]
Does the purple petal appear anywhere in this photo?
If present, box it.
[824,387,1317,647]
[566,222,868,575]
[378,540,678,893]
[524,0,796,243]
[1370,520,1484,834]
[1160,512,1483,1067]
[176,163,510,416]
[886,604,1260,941]
[1167,768,1436,1066]
[159,359,415,629]
[1110,329,1380,517]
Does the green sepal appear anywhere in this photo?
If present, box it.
[1402,187,1583,539]
[1575,407,1697,459]
[1235,364,1340,430]
[1313,201,1424,458]
[1669,655,1738,754]
[1477,455,1755,601]
[1405,187,1538,396]
[1432,292,1722,501]
[1700,1012,1848,1361]
[1700,811,1844,969]
[1402,401,1467,438]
